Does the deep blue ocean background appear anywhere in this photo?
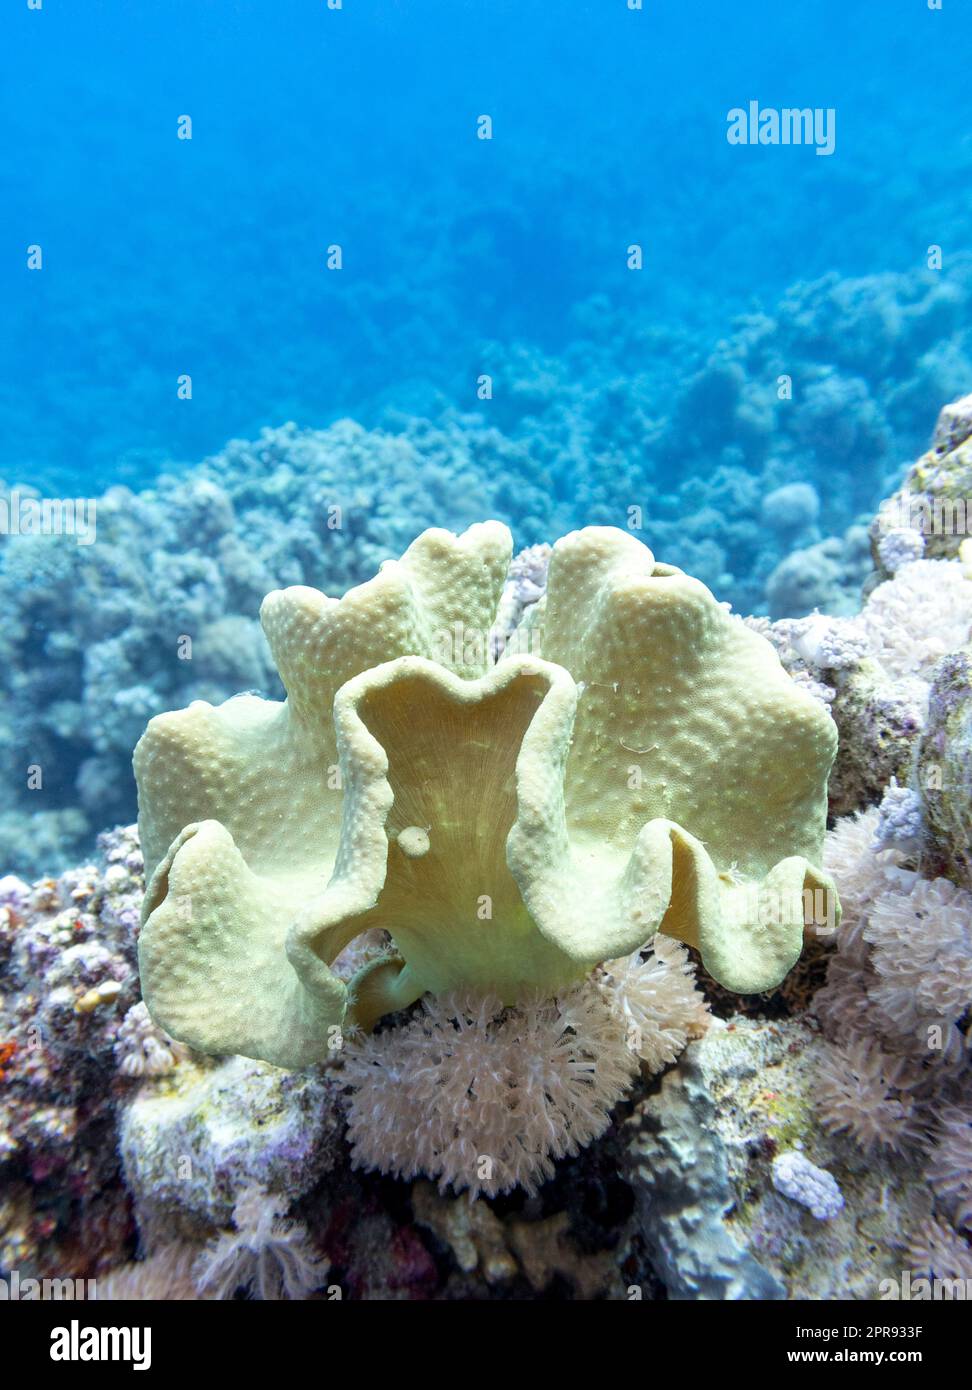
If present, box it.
[2,0,968,490]
[1,0,971,874]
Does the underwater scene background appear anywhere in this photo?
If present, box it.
[1,0,971,1311]
[2,0,971,873]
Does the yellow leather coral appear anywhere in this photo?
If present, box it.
[135,523,838,1068]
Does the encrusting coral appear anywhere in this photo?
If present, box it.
[134,522,838,1069]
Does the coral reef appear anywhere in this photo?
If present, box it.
[120,1054,344,1236]
[801,803,972,1274]
[623,1018,935,1300]
[0,826,144,1276]
[872,392,972,567]
[754,435,972,820]
[6,264,972,877]
[3,389,972,1300]
[765,527,873,621]
[0,419,548,878]
[623,1025,787,1301]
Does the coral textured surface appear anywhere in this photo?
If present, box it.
[134,522,836,1069]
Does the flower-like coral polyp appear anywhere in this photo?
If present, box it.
[134,523,839,1067]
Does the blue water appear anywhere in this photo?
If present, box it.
[1,0,971,876]
[2,0,968,491]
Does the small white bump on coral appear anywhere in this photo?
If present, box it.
[396,826,430,858]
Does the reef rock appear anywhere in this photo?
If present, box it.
[622,1018,932,1300]
[120,1056,343,1239]
[916,647,972,889]
[872,393,972,567]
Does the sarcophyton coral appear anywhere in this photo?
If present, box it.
[135,523,838,1067]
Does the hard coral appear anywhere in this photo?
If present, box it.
[135,523,838,1067]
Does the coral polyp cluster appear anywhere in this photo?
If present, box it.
[343,938,710,1199]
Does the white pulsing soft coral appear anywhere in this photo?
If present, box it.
[927,1106,972,1233]
[905,1218,972,1283]
[343,990,633,1199]
[597,936,711,1074]
[96,1244,206,1300]
[818,814,972,1061]
[816,814,972,1176]
[864,877,972,1045]
[194,1186,327,1300]
[821,808,899,930]
[816,1038,928,1155]
[860,558,972,682]
[343,942,710,1199]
